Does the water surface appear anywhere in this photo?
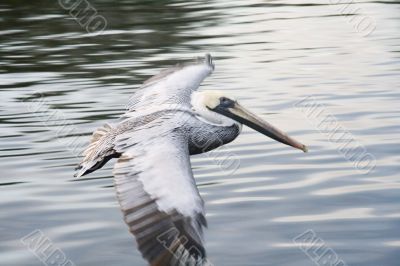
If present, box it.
[0,0,399,265]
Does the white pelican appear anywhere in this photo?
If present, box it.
[75,54,307,266]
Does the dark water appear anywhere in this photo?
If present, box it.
[1,1,399,265]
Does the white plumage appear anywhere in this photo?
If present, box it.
[75,54,307,266]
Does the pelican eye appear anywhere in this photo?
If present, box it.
[219,97,234,108]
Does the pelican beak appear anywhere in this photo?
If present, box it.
[215,102,308,152]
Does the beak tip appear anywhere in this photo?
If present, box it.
[302,145,308,153]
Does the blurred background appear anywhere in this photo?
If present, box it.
[0,0,399,265]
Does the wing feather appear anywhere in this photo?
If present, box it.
[125,54,214,115]
[113,127,210,265]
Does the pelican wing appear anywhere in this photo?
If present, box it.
[126,54,214,115]
[113,118,209,265]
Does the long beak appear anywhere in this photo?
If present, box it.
[216,103,308,152]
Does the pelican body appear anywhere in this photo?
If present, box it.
[75,54,306,266]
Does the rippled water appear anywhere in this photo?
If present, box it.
[1,0,399,265]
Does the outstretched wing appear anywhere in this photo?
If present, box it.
[113,120,210,266]
[125,54,214,115]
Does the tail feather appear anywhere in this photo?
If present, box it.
[75,123,118,178]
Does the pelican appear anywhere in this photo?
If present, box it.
[75,54,307,266]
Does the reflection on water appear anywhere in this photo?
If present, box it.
[1,0,399,265]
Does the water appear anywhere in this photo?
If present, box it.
[1,0,399,265]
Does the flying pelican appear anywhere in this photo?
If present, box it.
[75,54,307,266]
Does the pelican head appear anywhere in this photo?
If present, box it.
[192,90,308,152]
